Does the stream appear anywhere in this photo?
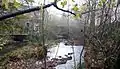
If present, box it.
[47,42,84,69]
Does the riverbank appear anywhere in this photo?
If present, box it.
[0,43,45,69]
[0,42,84,69]
[0,39,58,69]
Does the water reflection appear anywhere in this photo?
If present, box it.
[47,42,84,69]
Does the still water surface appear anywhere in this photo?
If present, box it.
[48,42,84,69]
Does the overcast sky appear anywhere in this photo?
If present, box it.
[32,0,85,17]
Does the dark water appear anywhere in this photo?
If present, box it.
[47,42,84,69]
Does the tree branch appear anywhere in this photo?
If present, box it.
[0,0,103,21]
[53,3,76,15]
[0,2,54,20]
[79,47,84,69]
[0,1,76,20]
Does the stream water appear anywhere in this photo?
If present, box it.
[47,42,84,69]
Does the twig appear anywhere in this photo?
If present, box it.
[79,47,84,69]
